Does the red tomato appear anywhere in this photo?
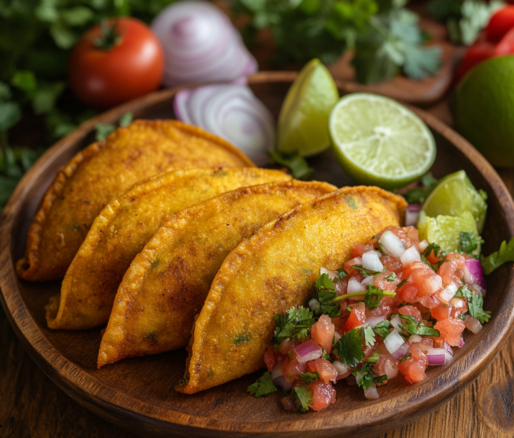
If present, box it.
[352,243,374,258]
[343,302,367,333]
[486,6,514,42]
[311,315,335,353]
[69,18,164,109]
[307,381,336,411]
[456,36,496,82]
[282,356,308,382]
[307,359,338,384]
[495,27,514,55]
[264,345,275,372]
[434,318,466,347]
[399,305,422,323]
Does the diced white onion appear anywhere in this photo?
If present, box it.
[469,283,486,297]
[367,315,386,329]
[361,276,375,286]
[347,277,366,294]
[465,315,483,334]
[364,382,380,400]
[362,250,384,272]
[384,358,399,379]
[438,282,459,303]
[309,298,320,312]
[418,239,429,252]
[409,334,422,343]
[400,246,421,266]
[332,360,350,375]
[384,329,405,354]
[333,332,342,343]
[320,267,337,280]
[390,314,403,331]
[379,231,406,257]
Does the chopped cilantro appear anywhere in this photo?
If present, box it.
[291,385,313,413]
[310,272,341,317]
[404,173,439,204]
[273,306,315,347]
[363,326,376,348]
[420,254,437,272]
[481,237,514,275]
[373,320,391,338]
[298,372,319,385]
[247,372,278,398]
[385,272,397,282]
[337,268,348,279]
[455,286,491,324]
[322,350,331,361]
[459,231,483,258]
[352,264,383,277]
[399,314,440,337]
[396,279,409,289]
[364,285,387,309]
[351,361,387,390]
[399,354,411,363]
[334,326,375,367]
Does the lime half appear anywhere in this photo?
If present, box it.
[277,58,339,157]
[329,93,436,190]
[418,211,479,254]
[421,170,487,233]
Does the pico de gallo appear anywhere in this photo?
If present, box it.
[247,225,491,412]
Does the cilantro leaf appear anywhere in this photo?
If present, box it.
[403,44,441,80]
[399,314,440,337]
[455,286,491,324]
[364,285,386,309]
[268,150,313,180]
[481,237,514,275]
[334,326,374,366]
[322,350,331,361]
[385,272,397,282]
[273,306,315,346]
[373,320,391,338]
[363,326,376,347]
[291,385,313,413]
[404,173,439,204]
[399,354,411,362]
[351,361,387,390]
[459,231,483,258]
[352,264,383,277]
[298,372,319,385]
[247,371,277,398]
[396,279,409,289]
[310,272,341,317]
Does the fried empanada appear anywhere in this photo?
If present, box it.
[177,186,407,394]
[97,180,336,367]
[46,168,290,330]
[17,120,255,282]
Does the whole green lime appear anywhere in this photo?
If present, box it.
[452,55,514,168]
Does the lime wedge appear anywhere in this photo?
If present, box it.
[277,58,339,157]
[418,211,479,254]
[329,93,436,190]
[421,170,487,233]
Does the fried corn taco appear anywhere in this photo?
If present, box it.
[17,120,255,282]
[46,168,290,330]
[97,180,336,368]
[177,186,407,394]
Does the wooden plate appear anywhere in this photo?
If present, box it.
[1,72,514,438]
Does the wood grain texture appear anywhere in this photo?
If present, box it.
[1,73,514,437]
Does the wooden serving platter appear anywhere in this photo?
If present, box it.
[1,72,514,437]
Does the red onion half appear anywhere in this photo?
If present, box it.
[152,1,257,87]
[174,84,275,165]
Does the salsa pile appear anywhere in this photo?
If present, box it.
[248,225,490,412]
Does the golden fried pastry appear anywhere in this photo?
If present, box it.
[46,168,290,330]
[177,186,407,394]
[97,180,336,368]
[17,120,255,281]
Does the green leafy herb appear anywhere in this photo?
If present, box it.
[334,326,375,367]
[455,286,491,324]
[481,237,514,275]
[298,372,320,385]
[404,172,439,204]
[399,314,440,337]
[247,371,278,398]
[399,354,411,362]
[310,272,341,317]
[268,150,313,180]
[373,320,391,338]
[364,285,387,309]
[459,231,484,258]
[322,350,331,361]
[95,112,133,141]
[291,385,313,413]
[363,326,376,347]
[385,272,397,282]
[396,279,409,289]
[273,306,315,346]
[351,361,387,390]
[352,264,383,277]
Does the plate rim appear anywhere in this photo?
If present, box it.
[1,71,514,436]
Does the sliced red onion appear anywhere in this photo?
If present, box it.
[392,342,410,361]
[347,277,366,294]
[405,203,421,226]
[400,245,421,266]
[379,231,406,257]
[174,84,275,165]
[418,239,429,253]
[465,259,487,288]
[443,341,454,357]
[346,375,357,386]
[293,339,322,364]
[271,363,292,390]
[152,1,257,87]
[362,250,384,272]
[367,315,386,329]
[465,315,483,334]
[384,329,405,355]
[364,382,380,400]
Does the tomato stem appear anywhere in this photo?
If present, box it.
[93,18,123,51]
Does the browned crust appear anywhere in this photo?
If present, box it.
[16,120,255,281]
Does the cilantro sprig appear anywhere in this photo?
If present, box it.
[334,326,376,367]
[273,306,315,347]
[309,272,342,318]
[481,237,514,275]
[403,173,439,204]
[247,372,277,398]
[332,285,396,307]
[373,320,391,338]
[455,286,491,324]
[291,385,313,413]
[459,231,483,258]
[352,264,383,277]
[351,361,387,390]
[398,314,440,337]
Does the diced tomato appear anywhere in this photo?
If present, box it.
[344,257,362,276]
[495,27,514,55]
[456,34,496,82]
[373,271,400,291]
[278,338,295,355]
[343,302,367,333]
[380,255,403,272]
[307,380,336,411]
[449,297,469,319]
[431,304,452,321]
[434,318,466,347]
[408,263,443,297]
[419,294,441,309]
[264,345,275,371]
[282,356,308,382]
[437,253,466,286]
[486,6,514,42]
[398,358,427,384]
[307,359,338,384]
[416,337,434,354]
[399,305,422,323]
[311,315,335,353]
[352,243,374,258]
[397,281,418,303]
